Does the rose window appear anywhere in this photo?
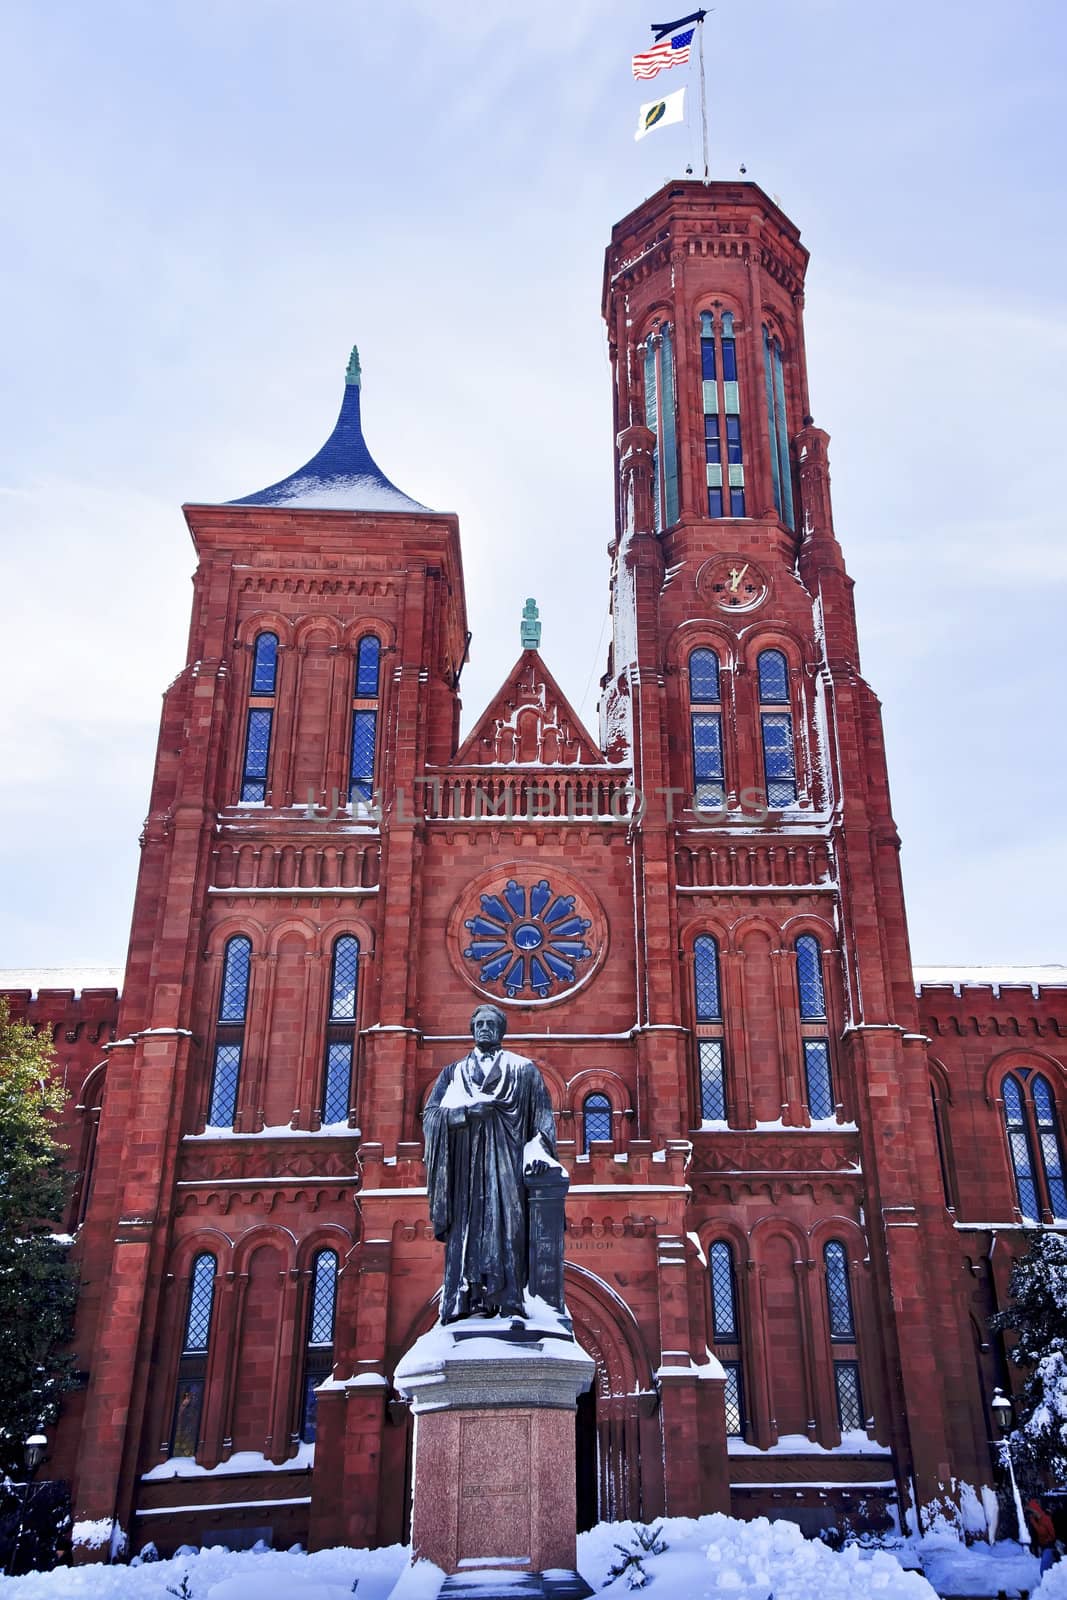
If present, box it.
[462,878,594,1001]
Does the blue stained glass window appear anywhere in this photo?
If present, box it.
[1034,1077,1067,1218]
[208,1043,242,1128]
[692,713,724,806]
[699,1041,726,1121]
[834,1361,863,1432]
[824,1241,855,1339]
[330,936,359,1021]
[694,935,722,1021]
[252,632,278,695]
[582,1093,612,1151]
[349,710,377,802]
[356,635,381,698]
[322,1041,352,1125]
[705,414,721,464]
[710,1241,737,1338]
[796,936,826,1019]
[761,713,797,807]
[1003,1075,1039,1220]
[708,487,724,517]
[721,315,737,382]
[701,322,717,381]
[219,936,252,1021]
[241,708,273,801]
[689,649,720,704]
[804,1040,834,1121]
[308,1251,338,1346]
[757,650,789,702]
[726,416,743,466]
[184,1254,216,1352]
[723,1361,744,1436]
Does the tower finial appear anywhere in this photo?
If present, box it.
[521,598,541,650]
[345,346,362,387]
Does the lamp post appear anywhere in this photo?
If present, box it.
[991,1388,1026,1544]
[4,1430,48,1576]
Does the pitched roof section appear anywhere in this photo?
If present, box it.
[455,650,606,767]
[229,347,429,513]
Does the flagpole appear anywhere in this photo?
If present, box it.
[697,15,710,182]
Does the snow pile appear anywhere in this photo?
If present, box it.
[1035,1558,1067,1597]
[578,1515,937,1599]
[0,1543,409,1600]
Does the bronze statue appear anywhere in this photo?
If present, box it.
[423,1004,564,1324]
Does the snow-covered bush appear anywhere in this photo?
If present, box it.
[991,1231,1067,1493]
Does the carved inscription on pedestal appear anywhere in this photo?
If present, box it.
[456,1413,531,1565]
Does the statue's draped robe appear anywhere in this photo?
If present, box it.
[423,1049,557,1323]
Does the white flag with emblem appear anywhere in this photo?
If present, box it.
[634,86,686,141]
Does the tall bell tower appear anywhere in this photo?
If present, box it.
[600,179,988,1515]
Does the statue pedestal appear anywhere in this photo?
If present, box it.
[395,1316,594,1579]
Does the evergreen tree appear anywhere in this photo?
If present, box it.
[990,1229,1067,1492]
[0,1000,77,1474]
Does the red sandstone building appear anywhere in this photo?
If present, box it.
[3,179,1066,1556]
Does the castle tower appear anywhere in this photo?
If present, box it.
[599,179,991,1516]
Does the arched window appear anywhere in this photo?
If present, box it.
[688,648,725,811]
[349,635,381,805]
[824,1241,855,1340]
[171,1253,216,1457]
[208,936,251,1128]
[582,1093,612,1152]
[757,649,796,809]
[692,935,727,1122]
[241,631,279,802]
[795,936,826,1019]
[708,1241,744,1436]
[700,311,746,518]
[1003,1074,1039,1221]
[1033,1077,1067,1219]
[322,936,359,1125]
[762,326,795,531]
[643,323,679,531]
[300,1250,338,1443]
[930,1080,956,1209]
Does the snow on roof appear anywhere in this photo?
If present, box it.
[914,965,1067,998]
[0,967,123,998]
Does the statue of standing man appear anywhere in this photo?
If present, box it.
[423,1004,562,1324]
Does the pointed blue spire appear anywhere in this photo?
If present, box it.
[230,346,428,513]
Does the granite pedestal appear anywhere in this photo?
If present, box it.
[395,1313,594,1582]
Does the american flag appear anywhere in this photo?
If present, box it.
[632,27,694,80]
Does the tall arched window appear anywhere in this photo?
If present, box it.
[693,934,727,1122]
[700,311,746,517]
[171,1253,216,1457]
[709,1241,744,1436]
[823,1241,863,1434]
[349,636,381,805]
[795,936,826,1019]
[1033,1077,1067,1218]
[240,631,278,802]
[762,326,795,531]
[644,323,679,531]
[1003,1074,1039,1220]
[689,648,725,811]
[322,936,359,1125]
[582,1093,612,1152]
[757,649,796,808]
[208,936,251,1128]
[300,1250,338,1442]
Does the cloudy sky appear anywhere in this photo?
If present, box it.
[1,0,1064,969]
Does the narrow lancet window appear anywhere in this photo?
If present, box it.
[171,1253,216,1457]
[1033,1076,1067,1218]
[241,631,279,802]
[693,935,727,1122]
[689,649,724,809]
[208,936,251,1128]
[763,326,795,530]
[700,310,746,516]
[300,1250,339,1442]
[796,936,826,1019]
[757,650,796,807]
[349,635,382,805]
[322,936,359,1125]
[644,324,680,530]
[1003,1074,1039,1220]
[582,1093,612,1152]
[824,1241,855,1340]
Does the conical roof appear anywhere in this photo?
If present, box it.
[230,347,429,513]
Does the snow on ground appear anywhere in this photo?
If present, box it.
[0,1518,1046,1599]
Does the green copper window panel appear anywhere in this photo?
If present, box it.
[763,326,795,531]
[643,326,679,531]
